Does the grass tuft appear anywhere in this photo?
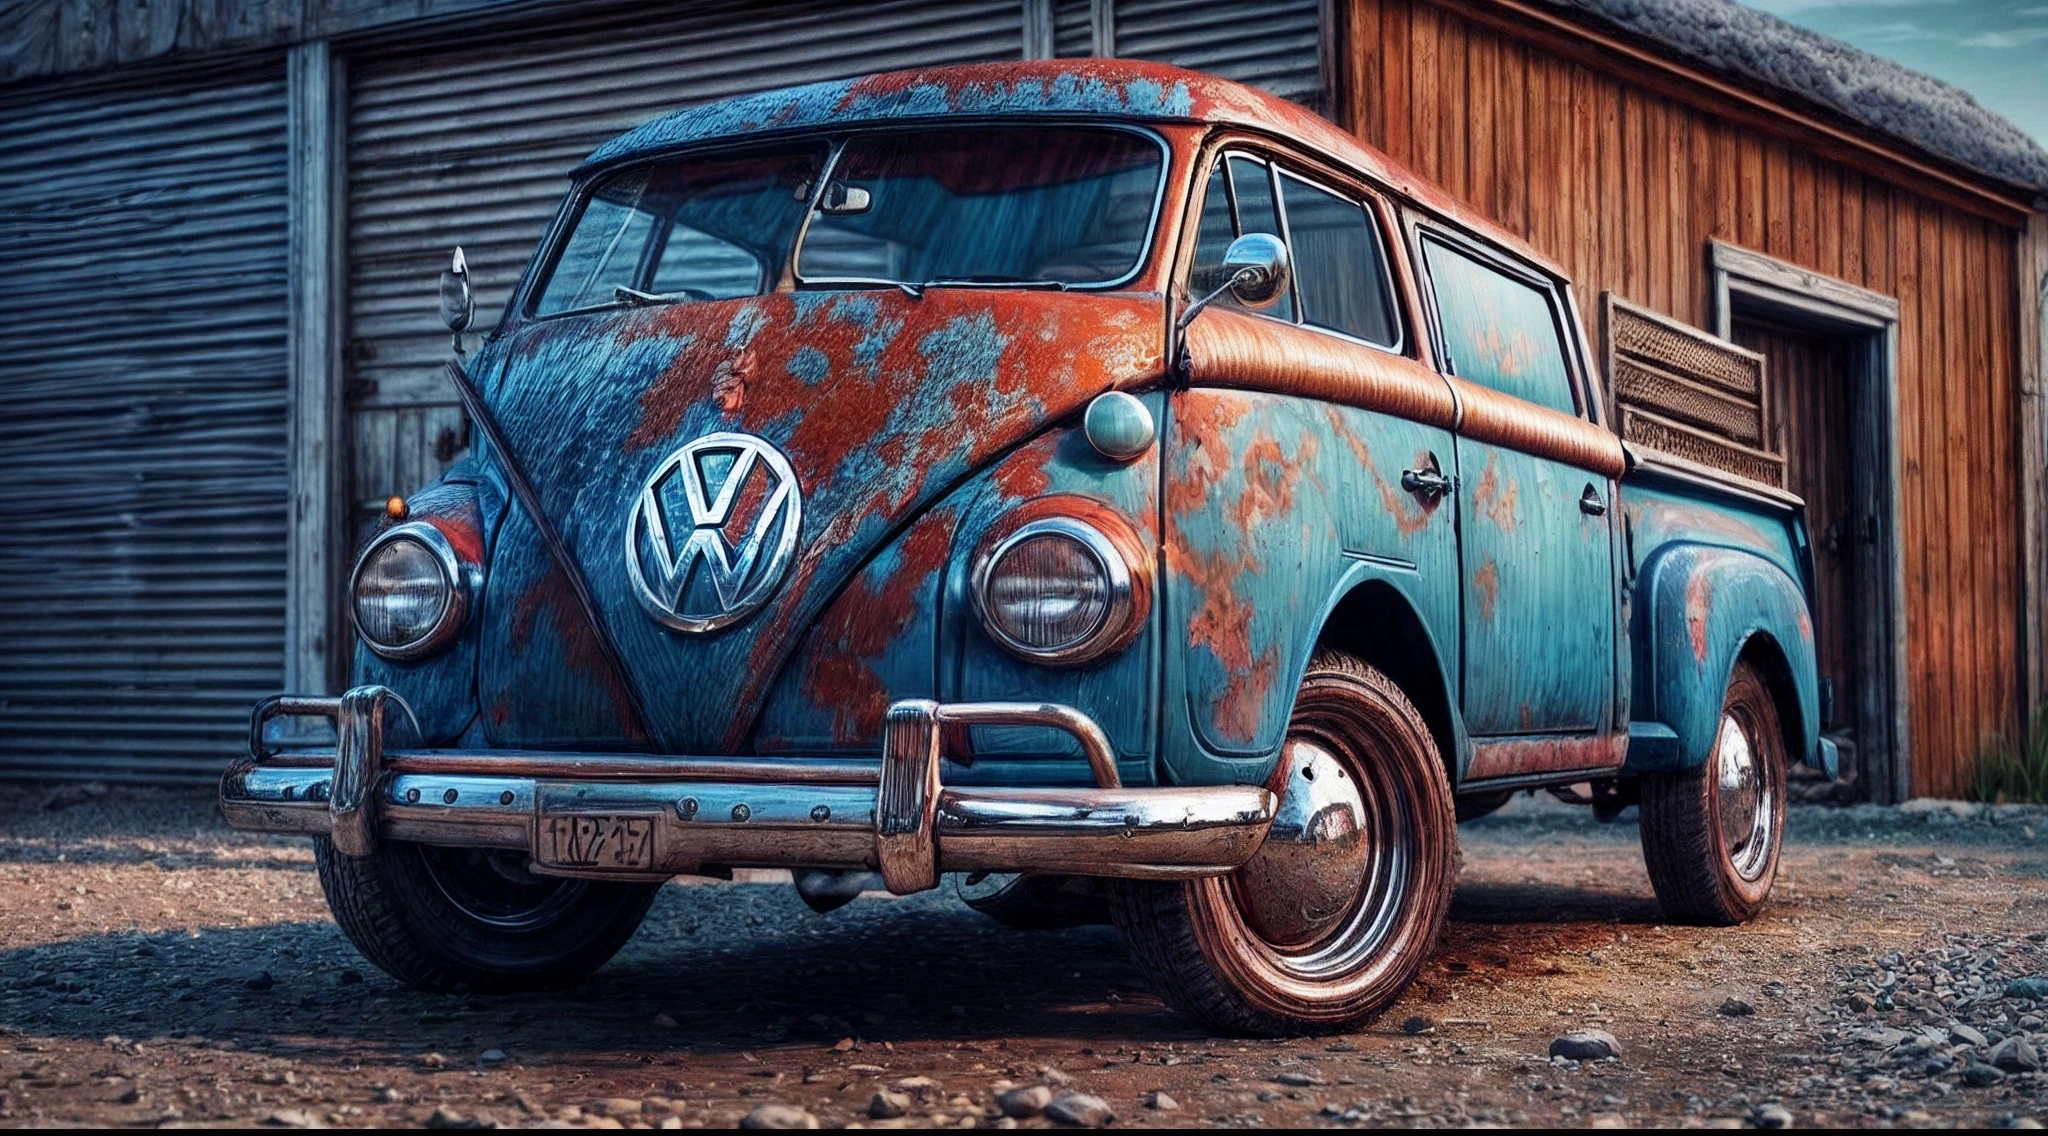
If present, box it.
[1969,716,2048,804]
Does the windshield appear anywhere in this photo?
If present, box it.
[534,142,828,316]
[795,127,1162,288]
[530,126,1163,316]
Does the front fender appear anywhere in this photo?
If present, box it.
[352,473,494,745]
[1629,543,1818,772]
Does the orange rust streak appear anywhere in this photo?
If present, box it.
[1685,572,1714,664]
[1229,431,1311,530]
[1166,538,1275,745]
[992,432,1058,500]
[797,509,957,746]
[1183,310,1457,431]
[1213,646,1280,746]
[1325,408,1436,539]
[1450,377,1627,478]
[1474,559,1499,622]
[1164,391,1252,518]
[1465,733,1628,780]
[422,514,484,566]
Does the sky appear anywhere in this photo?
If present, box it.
[1745,0,2048,146]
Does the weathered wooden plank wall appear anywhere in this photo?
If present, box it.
[1341,0,2026,797]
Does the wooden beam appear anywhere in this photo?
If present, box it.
[2021,213,2048,743]
[1423,0,2037,228]
[285,39,346,697]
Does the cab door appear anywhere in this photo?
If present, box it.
[1414,230,1618,769]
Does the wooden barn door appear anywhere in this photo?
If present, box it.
[1734,319,1859,737]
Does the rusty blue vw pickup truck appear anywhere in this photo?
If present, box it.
[224,60,1832,1034]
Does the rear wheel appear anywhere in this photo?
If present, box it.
[1107,652,1457,1035]
[315,839,659,992]
[1639,659,1787,925]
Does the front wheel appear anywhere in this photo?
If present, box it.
[1638,658,1787,925]
[1107,652,1457,1035]
[315,839,660,992]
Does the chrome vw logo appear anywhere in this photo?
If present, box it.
[625,432,802,633]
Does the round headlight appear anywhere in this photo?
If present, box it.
[351,523,468,660]
[972,516,1140,665]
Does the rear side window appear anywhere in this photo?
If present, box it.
[1189,151,1403,347]
[1422,237,1577,416]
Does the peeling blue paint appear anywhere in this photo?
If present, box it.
[786,345,830,385]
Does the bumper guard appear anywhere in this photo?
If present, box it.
[221,687,1277,894]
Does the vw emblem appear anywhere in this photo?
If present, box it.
[625,432,803,633]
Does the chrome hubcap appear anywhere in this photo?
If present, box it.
[1714,710,1774,880]
[1234,739,1373,947]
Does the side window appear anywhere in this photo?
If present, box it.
[1278,172,1398,347]
[1190,164,1236,295]
[1188,150,1405,345]
[1422,237,1577,416]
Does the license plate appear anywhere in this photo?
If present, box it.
[537,814,656,871]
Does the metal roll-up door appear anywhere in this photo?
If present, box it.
[345,0,1027,538]
[0,64,291,782]
[1051,0,1325,108]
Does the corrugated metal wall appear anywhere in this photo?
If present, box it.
[346,0,1329,529]
[1106,0,1324,107]
[344,0,1030,541]
[0,62,291,781]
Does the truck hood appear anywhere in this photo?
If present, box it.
[479,290,1164,753]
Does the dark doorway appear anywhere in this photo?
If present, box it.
[1732,319,1860,741]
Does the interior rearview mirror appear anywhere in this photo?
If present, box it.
[438,246,475,334]
[817,182,872,216]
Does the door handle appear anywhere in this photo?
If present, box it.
[1401,458,1453,500]
[1580,484,1607,516]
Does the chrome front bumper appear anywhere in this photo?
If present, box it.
[221,687,1277,894]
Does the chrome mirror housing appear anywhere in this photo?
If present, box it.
[1175,232,1294,334]
[438,246,475,334]
[1219,232,1291,310]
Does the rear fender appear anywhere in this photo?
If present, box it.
[1629,543,1818,772]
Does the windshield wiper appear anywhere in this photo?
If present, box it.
[613,285,689,307]
[899,276,1070,300]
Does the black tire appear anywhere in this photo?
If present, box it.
[1639,659,1787,925]
[1107,652,1457,1036]
[315,838,660,993]
[955,873,1110,929]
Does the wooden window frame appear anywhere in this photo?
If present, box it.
[1709,239,1909,803]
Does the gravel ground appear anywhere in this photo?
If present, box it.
[0,785,2044,1129]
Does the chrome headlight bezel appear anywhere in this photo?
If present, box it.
[350,521,472,661]
[970,514,1143,666]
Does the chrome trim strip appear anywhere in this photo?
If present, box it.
[934,701,1121,790]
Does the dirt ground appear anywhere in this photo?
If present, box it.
[0,785,2043,1130]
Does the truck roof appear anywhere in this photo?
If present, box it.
[580,58,1562,279]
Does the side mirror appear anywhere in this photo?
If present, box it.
[1219,233,1291,310]
[438,246,474,334]
[1175,232,1293,333]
